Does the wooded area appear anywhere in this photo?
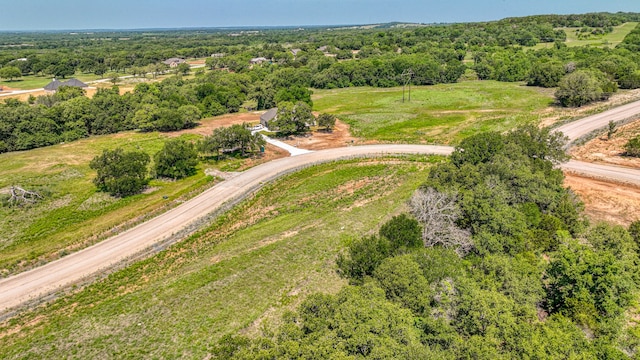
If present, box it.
[214,127,640,359]
[2,13,640,153]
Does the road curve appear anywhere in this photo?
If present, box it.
[0,144,452,313]
[3,97,640,315]
[555,99,640,144]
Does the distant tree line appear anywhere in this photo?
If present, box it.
[3,12,640,153]
[0,71,250,153]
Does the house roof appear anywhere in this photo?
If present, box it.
[44,79,63,91]
[44,78,88,91]
[162,58,186,65]
[250,57,268,63]
[260,108,278,122]
[63,78,88,88]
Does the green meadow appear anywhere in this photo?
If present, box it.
[313,81,554,144]
[532,22,638,49]
[0,132,208,275]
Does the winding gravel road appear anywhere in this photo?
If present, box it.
[2,98,640,315]
[0,145,452,313]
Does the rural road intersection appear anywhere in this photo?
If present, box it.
[1,101,640,315]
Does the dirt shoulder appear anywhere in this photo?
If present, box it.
[278,119,361,150]
[564,173,640,226]
[570,120,640,169]
[170,112,263,137]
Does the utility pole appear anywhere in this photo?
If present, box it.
[401,68,414,103]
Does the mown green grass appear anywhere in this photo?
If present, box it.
[0,132,208,275]
[0,73,107,90]
[531,22,638,49]
[313,81,553,144]
[0,157,438,359]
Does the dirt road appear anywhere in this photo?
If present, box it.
[0,144,452,314]
[555,99,640,144]
[3,98,640,315]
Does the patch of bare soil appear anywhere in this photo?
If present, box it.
[570,121,640,169]
[564,173,640,226]
[169,112,263,138]
[279,119,363,150]
[539,88,640,128]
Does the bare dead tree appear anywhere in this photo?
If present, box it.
[408,187,473,256]
[8,186,43,206]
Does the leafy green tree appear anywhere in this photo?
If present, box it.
[177,62,190,75]
[178,104,202,129]
[316,113,337,132]
[154,139,199,179]
[89,148,150,197]
[274,86,313,107]
[527,60,564,88]
[271,101,315,136]
[373,255,432,315]
[555,70,602,107]
[106,72,120,85]
[379,213,423,251]
[545,240,636,327]
[451,131,504,167]
[199,123,265,157]
[336,235,391,284]
[0,66,22,81]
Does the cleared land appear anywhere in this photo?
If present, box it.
[0,157,438,358]
[565,174,640,226]
[312,81,554,144]
[532,22,638,49]
[0,73,107,91]
[570,120,640,168]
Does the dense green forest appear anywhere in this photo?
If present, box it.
[3,12,640,153]
[213,127,640,359]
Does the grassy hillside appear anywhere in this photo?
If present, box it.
[532,22,638,49]
[0,156,439,358]
[312,81,553,144]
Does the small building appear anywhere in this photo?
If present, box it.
[44,78,88,93]
[210,53,225,58]
[250,57,269,65]
[260,108,278,128]
[162,58,186,68]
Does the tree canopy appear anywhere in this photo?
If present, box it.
[89,148,150,197]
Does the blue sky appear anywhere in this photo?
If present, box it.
[0,0,638,31]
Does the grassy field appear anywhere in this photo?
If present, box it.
[0,157,438,359]
[532,22,638,49]
[0,132,211,276]
[312,81,554,144]
[0,73,108,90]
